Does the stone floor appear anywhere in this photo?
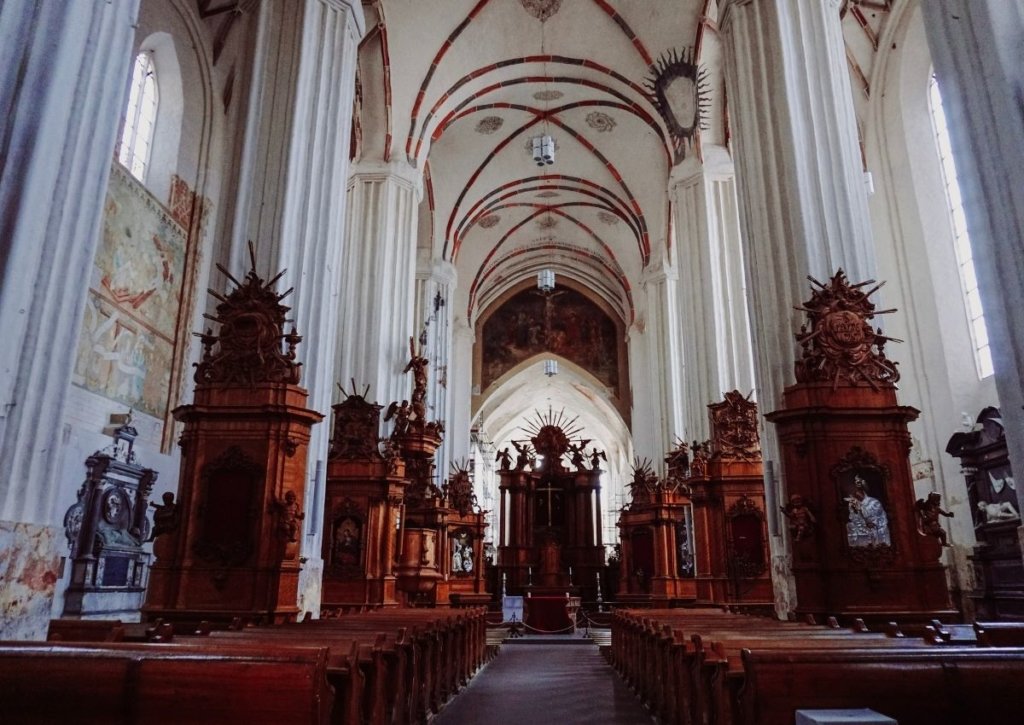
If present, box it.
[433,638,653,725]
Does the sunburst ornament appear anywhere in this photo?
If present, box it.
[646,48,711,163]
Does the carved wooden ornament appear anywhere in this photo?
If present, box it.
[793,269,901,388]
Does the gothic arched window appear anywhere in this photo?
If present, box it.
[929,74,993,379]
[118,52,159,183]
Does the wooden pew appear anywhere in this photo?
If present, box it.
[974,620,1024,646]
[737,646,1024,725]
[47,618,125,642]
[0,641,334,725]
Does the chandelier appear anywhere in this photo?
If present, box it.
[531,134,555,166]
[544,359,559,377]
[537,269,555,293]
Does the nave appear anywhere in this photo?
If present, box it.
[435,637,651,725]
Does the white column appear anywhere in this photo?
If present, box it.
[720,0,877,419]
[218,0,364,615]
[414,257,457,475]
[920,1,1024,524]
[672,145,756,442]
[337,161,422,410]
[449,319,476,466]
[637,260,685,463]
[0,0,140,638]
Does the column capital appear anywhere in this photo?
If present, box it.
[417,257,458,286]
[641,255,678,287]
[321,0,366,38]
[349,159,423,197]
[670,144,735,189]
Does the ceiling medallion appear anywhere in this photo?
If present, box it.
[536,191,560,199]
[646,47,711,163]
[519,0,562,22]
[532,89,564,102]
[478,214,501,229]
[475,116,505,134]
[585,111,617,133]
[597,211,619,226]
[536,215,558,230]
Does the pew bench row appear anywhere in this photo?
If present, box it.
[609,609,1024,725]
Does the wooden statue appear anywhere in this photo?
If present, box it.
[144,244,323,625]
[915,492,954,547]
[766,269,953,622]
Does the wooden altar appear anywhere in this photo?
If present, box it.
[320,387,406,608]
[144,250,323,625]
[496,410,605,602]
[766,270,954,622]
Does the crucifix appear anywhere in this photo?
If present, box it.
[535,479,562,527]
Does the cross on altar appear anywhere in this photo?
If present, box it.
[536,480,561,527]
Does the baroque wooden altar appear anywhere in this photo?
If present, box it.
[496,410,605,602]
[321,388,406,608]
[766,270,953,621]
[144,252,323,625]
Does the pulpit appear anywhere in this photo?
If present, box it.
[144,251,323,625]
[766,270,953,621]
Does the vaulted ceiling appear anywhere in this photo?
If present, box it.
[352,0,894,331]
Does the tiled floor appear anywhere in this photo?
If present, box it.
[434,642,653,725]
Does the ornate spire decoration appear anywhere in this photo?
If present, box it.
[708,390,761,461]
[194,242,302,386]
[793,269,902,389]
[444,460,479,517]
[329,381,384,460]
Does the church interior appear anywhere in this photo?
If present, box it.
[2,0,1024,722]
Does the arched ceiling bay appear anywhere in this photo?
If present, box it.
[355,0,900,324]
[371,0,712,322]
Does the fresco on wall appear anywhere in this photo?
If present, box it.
[72,164,188,419]
[481,286,619,390]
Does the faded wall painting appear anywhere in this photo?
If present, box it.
[72,164,188,419]
[481,286,619,390]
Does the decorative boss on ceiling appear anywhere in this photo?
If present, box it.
[646,48,711,163]
[519,0,563,22]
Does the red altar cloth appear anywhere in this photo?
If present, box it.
[524,595,579,632]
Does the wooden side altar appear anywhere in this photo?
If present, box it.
[144,252,323,625]
[766,270,954,622]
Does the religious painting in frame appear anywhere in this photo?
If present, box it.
[480,286,619,390]
[831,447,896,566]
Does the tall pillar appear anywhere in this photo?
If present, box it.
[219,0,364,615]
[414,257,457,475]
[449,319,475,465]
[919,1,1024,530]
[720,0,878,614]
[719,0,877,420]
[336,160,422,411]
[671,145,757,442]
[0,0,140,639]
[631,261,685,465]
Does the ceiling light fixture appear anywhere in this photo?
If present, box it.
[537,269,556,293]
[531,134,555,166]
[544,359,559,377]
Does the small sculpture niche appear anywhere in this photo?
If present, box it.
[451,529,474,577]
[330,510,363,578]
[727,497,767,578]
[838,469,892,549]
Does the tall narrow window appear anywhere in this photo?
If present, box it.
[118,52,159,183]
[929,74,993,379]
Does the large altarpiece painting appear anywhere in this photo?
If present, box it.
[480,286,619,391]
